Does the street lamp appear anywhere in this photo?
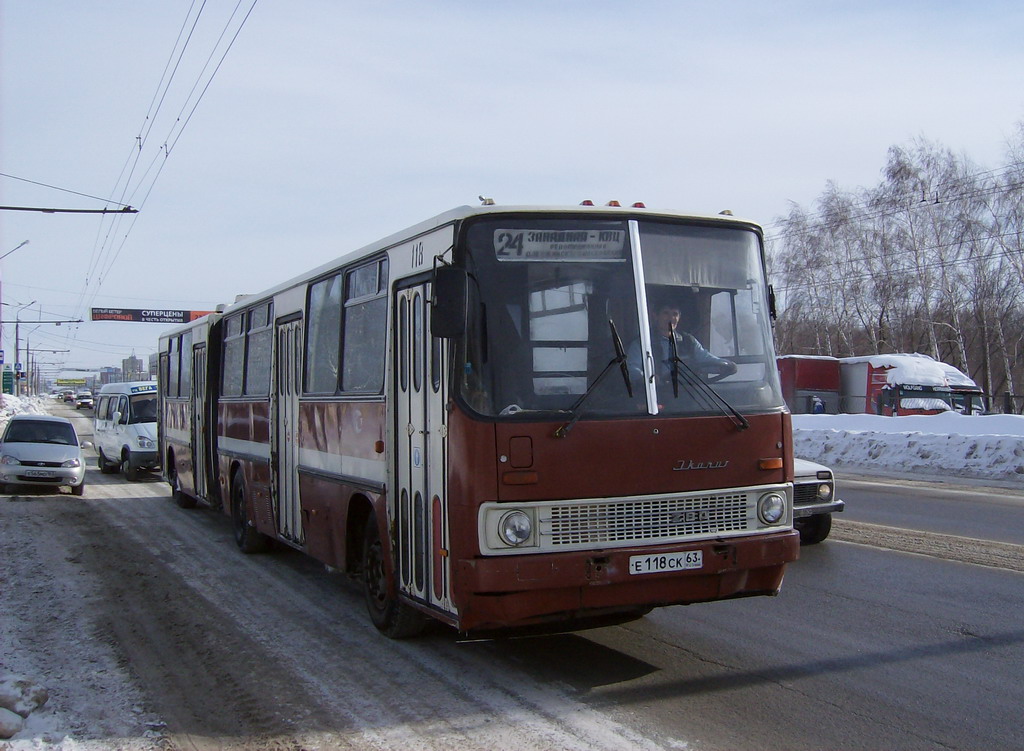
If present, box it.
[0,240,29,262]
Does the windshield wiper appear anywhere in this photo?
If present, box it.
[555,319,633,438]
[667,332,749,430]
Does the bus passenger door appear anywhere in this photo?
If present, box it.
[191,344,208,498]
[395,283,453,615]
[273,317,304,544]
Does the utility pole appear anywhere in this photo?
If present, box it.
[13,301,36,396]
[25,347,69,395]
[0,240,29,404]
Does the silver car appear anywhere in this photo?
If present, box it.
[0,414,88,496]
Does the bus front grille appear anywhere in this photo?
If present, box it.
[543,493,750,547]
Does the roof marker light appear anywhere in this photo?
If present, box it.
[632,202,646,208]
[606,200,621,207]
[580,199,594,206]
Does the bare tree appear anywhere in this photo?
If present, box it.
[767,120,1024,409]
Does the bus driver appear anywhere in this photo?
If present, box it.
[627,302,737,387]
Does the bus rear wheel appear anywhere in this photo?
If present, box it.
[232,473,270,553]
[169,462,196,509]
[362,516,426,639]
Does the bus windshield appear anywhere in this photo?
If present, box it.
[457,215,784,419]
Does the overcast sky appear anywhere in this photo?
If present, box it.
[2,1,1022,375]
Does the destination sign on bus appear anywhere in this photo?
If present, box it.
[494,229,626,261]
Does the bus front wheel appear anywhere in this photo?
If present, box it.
[362,516,426,639]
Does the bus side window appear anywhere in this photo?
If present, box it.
[341,258,388,393]
[306,274,343,394]
[222,314,245,397]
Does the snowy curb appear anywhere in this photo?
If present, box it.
[0,670,50,739]
[793,427,1024,481]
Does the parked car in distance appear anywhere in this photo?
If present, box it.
[75,390,94,410]
[793,457,845,545]
[94,381,160,481]
[0,414,89,495]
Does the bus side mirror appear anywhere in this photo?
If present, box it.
[430,266,468,338]
[768,284,778,320]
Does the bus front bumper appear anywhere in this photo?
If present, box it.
[453,529,800,632]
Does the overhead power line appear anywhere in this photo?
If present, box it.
[0,206,137,214]
[0,171,135,208]
[68,0,260,359]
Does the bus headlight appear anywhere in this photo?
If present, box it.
[498,510,533,546]
[758,492,786,525]
[816,482,833,501]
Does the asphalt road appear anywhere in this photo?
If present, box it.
[837,473,1024,545]
[583,535,1024,750]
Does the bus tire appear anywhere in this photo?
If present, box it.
[232,473,270,554]
[169,463,196,509]
[362,515,426,639]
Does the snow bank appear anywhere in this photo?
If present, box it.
[793,412,1024,481]
[0,671,49,739]
[0,395,51,425]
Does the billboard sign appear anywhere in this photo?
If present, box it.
[91,308,214,324]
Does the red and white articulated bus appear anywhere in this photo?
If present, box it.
[158,203,799,638]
